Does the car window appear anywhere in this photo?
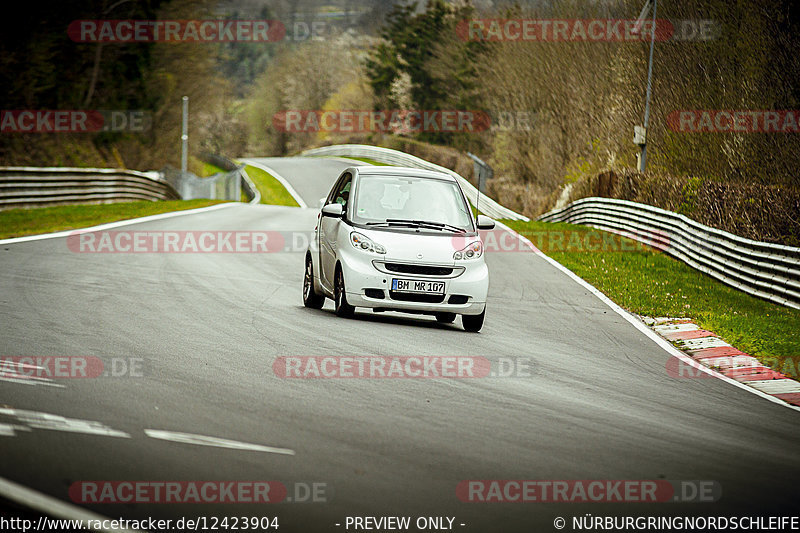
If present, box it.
[353,174,473,230]
[335,180,351,207]
[328,173,352,210]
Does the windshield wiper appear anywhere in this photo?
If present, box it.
[383,219,467,233]
[366,220,420,228]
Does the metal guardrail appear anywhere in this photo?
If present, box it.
[162,165,241,203]
[198,153,260,204]
[239,167,261,204]
[1,155,260,209]
[0,167,179,209]
[301,144,529,221]
[539,197,800,309]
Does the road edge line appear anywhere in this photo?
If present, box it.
[0,476,144,532]
[241,160,307,208]
[494,219,800,413]
[0,202,238,245]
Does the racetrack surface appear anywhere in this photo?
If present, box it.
[0,157,798,532]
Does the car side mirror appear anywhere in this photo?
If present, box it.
[476,215,495,230]
[321,203,344,218]
[318,197,326,209]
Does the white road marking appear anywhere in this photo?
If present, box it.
[650,316,691,325]
[494,220,800,413]
[317,156,374,166]
[0,476,143,532]
[697,355,762,369]
[653,323,699,334]
[0,376,65,388]
[0,408,129,437]
[744,379,800,395]
[0,424,30,437]
[675,337,730,350]
[0,202,237,245]
[0,361,65,387]
[1,361,46,372]
[144,429,295,455]
[241,159,308,208]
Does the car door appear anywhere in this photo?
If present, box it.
[319,172,352,290]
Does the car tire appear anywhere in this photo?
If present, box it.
[462,308,485,332]
[435,312,456,323]
[303,255,326,309]
[334,267,355,318]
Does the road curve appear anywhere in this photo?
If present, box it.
[0,157,798,532]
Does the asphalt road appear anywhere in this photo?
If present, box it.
[243,157,368,207]
[0,157,798,532]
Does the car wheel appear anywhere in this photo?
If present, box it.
[462,308,485,332]
[303,255,326,309]
[334,267,355,318]
[435,312,456,323]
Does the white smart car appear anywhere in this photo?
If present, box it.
[302,166,495,332]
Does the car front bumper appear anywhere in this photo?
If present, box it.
[339,246,488,316]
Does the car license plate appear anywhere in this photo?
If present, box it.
[391,278,445,294]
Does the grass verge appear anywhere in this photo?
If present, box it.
[242,165,300,207]
[0,200,227,240]
[338,156,392,166]
[503,219,800,379]
[200,162,226,177]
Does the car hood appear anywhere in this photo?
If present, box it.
[360,227,479,265]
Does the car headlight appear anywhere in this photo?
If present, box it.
[454,241,482,260]
[350,232,386,254]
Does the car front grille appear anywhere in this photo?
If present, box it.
[389,292,446,303]
[364,288,385,299]
[384,263,453,276]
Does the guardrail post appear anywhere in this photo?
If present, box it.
[467,152,493,194]
[537,197,800,309]
[181,96,189,174]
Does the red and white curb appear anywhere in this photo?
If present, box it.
[644,317,800,407]
[494,220,798,412]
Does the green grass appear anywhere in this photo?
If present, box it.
[200,162,226,177]
[503,219,800,379]
[242,165,300,207]
[302,155,393,166]
[0,200,227,239]
[338,156,392,166]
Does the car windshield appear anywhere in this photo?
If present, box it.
[352,174,473,231]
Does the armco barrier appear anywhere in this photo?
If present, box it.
[198,153,260,204]
[539,197,800,309]
[301,144,529,221]
[239,166,261,204]
[162,165,241,203]
[0,167,179,209]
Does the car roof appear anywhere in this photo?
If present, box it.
[352,166,457,182]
